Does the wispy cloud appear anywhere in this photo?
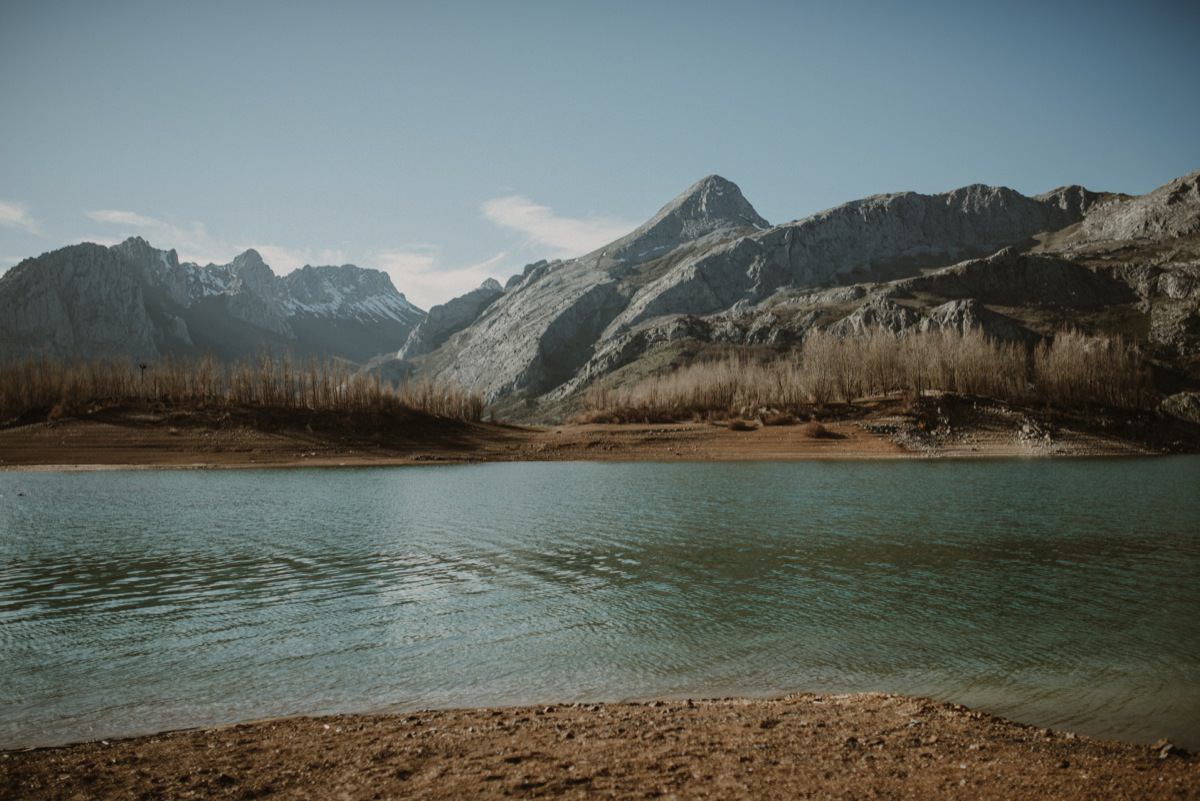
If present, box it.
[84,209,161,228]
[481,195,633,257]
[374,248,509,309]
[0,199,41,234]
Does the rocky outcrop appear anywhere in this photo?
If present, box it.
[891,248,1136,308]
[596,174,767,266]
[0,237,424,363]
[1161,392,1200,425]
[830,297,922,337]
[918,299,1034,343]
[396,278,503,361]
[1083,171,1200,241]
[1114,262,1200,303]
[415,175,1110,403]
[0,244,165,361]
[1150,302,1200,355]
[418,176,767,400]
[604,183,1100,335]
[811,295,1030,344]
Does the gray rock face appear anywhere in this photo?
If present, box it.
[418,175,1105,403]
[1162,392,1200,425]
[396,278,504,361]
[918,299,1034,343]
[606,183,1099,335]
[891,248,1135,308]
[0,237,425,363]
[1150,302,1200,355]
[1083,171,1200,241]
[830,297,922,337]
[0,244,164,361]
[596,174,768,266]
[418,176,767,400]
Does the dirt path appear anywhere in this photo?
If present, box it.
[4,694,1195,800]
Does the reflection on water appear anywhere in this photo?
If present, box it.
[1,458,1198,748]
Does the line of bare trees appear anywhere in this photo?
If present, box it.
[0,355,485,422]
[581,328,1152,422]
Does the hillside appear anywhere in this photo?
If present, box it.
[395,171,1198,418]
[0,237,424,363]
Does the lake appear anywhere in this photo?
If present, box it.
[2,458,1198,749]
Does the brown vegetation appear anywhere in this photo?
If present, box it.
[0,355,485,423]
[582,328,1152,422]
[798,420,834,438]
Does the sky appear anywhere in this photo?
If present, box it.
[1,0,1197,308]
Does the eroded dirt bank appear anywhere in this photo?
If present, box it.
[4,694,1196,800]
[1,397,1191,471]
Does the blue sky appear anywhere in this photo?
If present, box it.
[1,0,1197,307]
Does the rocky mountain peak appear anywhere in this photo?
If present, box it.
[599,174,768,265]
[287,264,405,303]
[480,277,503,292]
[230,248,268,273]
[665,174,768,228]
[1083,169,1200,240]
[113,236,180,270]
[229,249,276,296]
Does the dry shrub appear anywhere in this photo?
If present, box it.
[0,355,486,423]
[567,409,621,425]
[727,418,758,431]
[798,421,832,438]
[762,411,799,426]
[1033,330,1148,410]
[581,327,1151,421]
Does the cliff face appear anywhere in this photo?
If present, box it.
[0,244,163,361]
[395,278,504,362]
[409,176,769,400]
[0,238,424,363]
[412,176,1112,404]
[1082,171,1200,241]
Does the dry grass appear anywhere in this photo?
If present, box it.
[582,327,1151,422]
[0,355,485,423]
[727,418,758,431]
[798,421,832,438]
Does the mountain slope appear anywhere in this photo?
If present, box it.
[0,237,424,363]
[406,175,768,399]
[411,176,1108,405]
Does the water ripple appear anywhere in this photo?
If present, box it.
[0,458,1198,748]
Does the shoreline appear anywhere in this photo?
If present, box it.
[0,404,1179,472]
[4,693,1195,800]
[0,447,1169,474]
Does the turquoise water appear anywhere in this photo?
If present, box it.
[1,458,1198,749]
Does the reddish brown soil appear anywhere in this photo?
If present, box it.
[3,397,1176,472]
[0,405,911,470]
[3,694,1195,800]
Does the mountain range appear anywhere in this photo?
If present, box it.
[2,169,1197,415]
[0,237,422,363]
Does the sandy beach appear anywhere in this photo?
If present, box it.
[4,693,1196,800]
